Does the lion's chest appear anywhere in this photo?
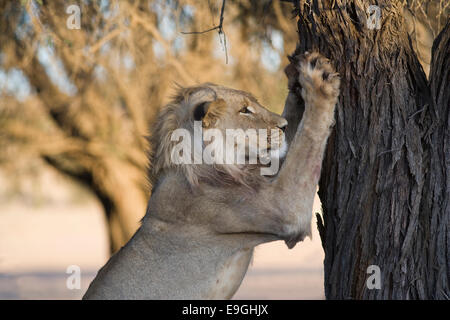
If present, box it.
[207,248,253,299]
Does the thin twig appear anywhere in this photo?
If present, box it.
[181,25,220,35]
[181,0,226,35]
[181,0,228,64]
[218,28,228,64]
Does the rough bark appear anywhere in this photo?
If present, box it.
[289,0,449,299]
[422,20,450,299]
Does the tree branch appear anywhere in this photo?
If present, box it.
[180,0,229,64]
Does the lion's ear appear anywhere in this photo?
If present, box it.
[193,101,209,121]
[193,99,227,127]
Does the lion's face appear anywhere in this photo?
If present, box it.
[190,84,288,166]
[149,83,289,187]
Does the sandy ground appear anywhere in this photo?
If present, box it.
[0,174,325,299]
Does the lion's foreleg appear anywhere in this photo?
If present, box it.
[274,52,340,247]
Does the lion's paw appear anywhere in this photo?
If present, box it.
[297,51,340,105]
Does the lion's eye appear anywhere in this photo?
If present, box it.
[239,106,252,114]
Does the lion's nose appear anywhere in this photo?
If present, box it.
[277,119,288,132]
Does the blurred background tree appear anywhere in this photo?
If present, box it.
[0,0,297,253]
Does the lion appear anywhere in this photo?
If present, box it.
[83,52,340,300]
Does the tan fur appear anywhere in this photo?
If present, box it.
[84,52,340,300]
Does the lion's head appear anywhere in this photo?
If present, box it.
[148,83,288,189]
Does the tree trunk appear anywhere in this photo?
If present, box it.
[422,18,450,299]
[289,0,449,299]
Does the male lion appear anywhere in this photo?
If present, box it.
[84,52,340,299]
